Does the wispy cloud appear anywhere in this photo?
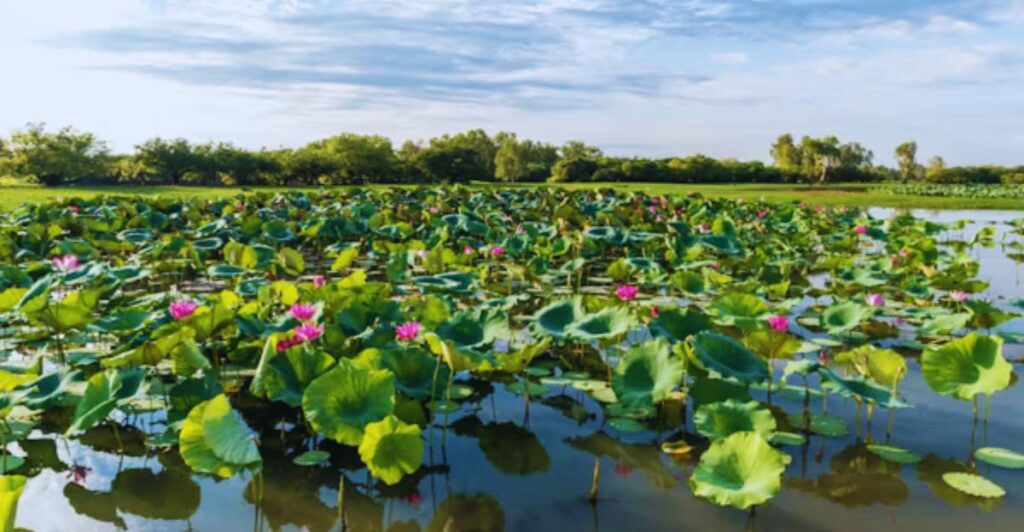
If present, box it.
[1,0,1022,164]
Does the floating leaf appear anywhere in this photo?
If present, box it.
[941,472,1005,498]
[975,447,1024,469]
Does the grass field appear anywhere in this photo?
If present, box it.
[2,182,1023,211]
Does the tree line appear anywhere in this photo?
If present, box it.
[1,123,1021,187]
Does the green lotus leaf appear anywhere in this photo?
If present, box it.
[302,359,396,446]
[702,234,744,256]
[293,450,331,467]
[437,309,509,349]
[689,431,787,510]
[821,301,870,334]
[570,306,636,340]
[866,444,921,464]
[494,338,552,374]
[649,307,712,343]
[670,270,706,294]
[193,237,223,251]
[834,345,907,388]
[689,377,752,411]
[88,310,150,333]
[744,330,803,361]
[921,333,1012,401]
[770,432,806,446]
[533,298,584,338]
[941,472,1004,498]
[179,399,241,478]
[376,345,447,401]
[786,412,849,437]
[975,447,1024,469]
[819,368,909,408]
[709,294,769,332]
[0,456,24,474]
[608,417,646,433]
[206,264,248,279]
[265,346,336,407]
[66,369,145,435]
[0,475,27,532]
[358,415,423,485]
[201,394,262,467]
[693,332,769,385]
[919,313,971,335]
[693,399,777,440]
[611,339,683,408]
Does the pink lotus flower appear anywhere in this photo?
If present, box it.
[767,314,788,332]
[818,350,828,365]
[490,246,505,258]
[312,275,326,288]
[648,205,658,214]
[293,323,324,343]
[235,203,244,211]
[429,206,439,214]
[899,249,909,257]
[697,224,710,234]
[396,321,422,342]
[52,255,80,272]
[290,303,317,322]
[855,225,868,235]
[463,245,475,255]
[170,300,199,321]
[655,214,663,222]
[799,201,807,207]
[276,337,299,352]
[757,210,767,219]
[708,262,719,270]
[890,257,899,267]
[417,249,428,258]
[616,284,639,301]
[515,226,526,234]
[950,290,969,302]
[866,293,884,307]
[650,306,660,317]
[69,205,80,214]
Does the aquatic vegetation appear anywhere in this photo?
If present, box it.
[0,187,1021,526]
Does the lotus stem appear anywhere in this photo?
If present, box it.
[588,457,600,504]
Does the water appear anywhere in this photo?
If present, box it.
[8,209,1024,532]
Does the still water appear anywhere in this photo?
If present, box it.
[9,209,1024,531]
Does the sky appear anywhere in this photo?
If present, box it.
[1,0,1022,165]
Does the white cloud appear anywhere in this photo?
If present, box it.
[0,0,1022,164]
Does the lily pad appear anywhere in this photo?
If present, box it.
[975,447,1024,469]
[941,472,1005,498]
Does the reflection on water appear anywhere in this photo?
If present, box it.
[8,209,1024,531]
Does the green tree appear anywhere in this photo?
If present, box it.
[925,156,946,182]
[548,141,602,183]
[304,133,396,184]
[494,134,529,182]
[7,123,108,186]
[895,141,919,182]
[135,138,196,185]
[798,136,841,183]
[769,134,801,174]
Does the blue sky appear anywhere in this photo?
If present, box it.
[2,0,1022,164]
